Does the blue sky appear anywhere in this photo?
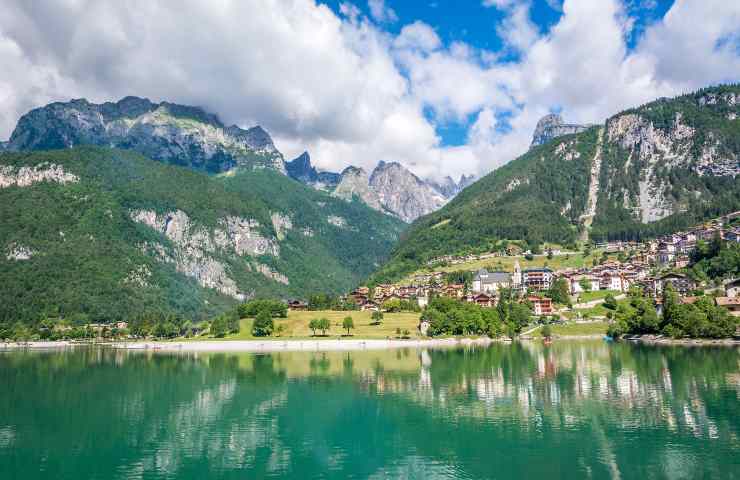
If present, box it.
[1,0,739,179]
[322,0,676,147]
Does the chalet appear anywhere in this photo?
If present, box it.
[472,293,495,308]
[522,268,553,291]
[726,228,740,243]
[442,284,466,299]
[288,300,308,311]
[657,241,677,264]
[528,296,554,316]
[601,272,629,292]
[656,272,696,296]
[360,301,380,312]
[715,297,740,317]
[348,289,369,305]
[506,244,524,256]
[115,321,129,330]
[472,268,511,293]
[674,255,690,268]
[725,279,740,298]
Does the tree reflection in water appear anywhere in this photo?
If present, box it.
[1,341,738,479]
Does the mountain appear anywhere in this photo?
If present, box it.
[286,152,472,222]
[531,113,591,147]
[0,147,405,323]
[6,96,286,174]
[370,84,740,284]
[429,173,477,198]
[332,166,384,211]
[285,151,341,190]
[369,161,448,223]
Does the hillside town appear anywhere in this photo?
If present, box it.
[345,212,740,320]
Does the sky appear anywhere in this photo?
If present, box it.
[1,0,739,181]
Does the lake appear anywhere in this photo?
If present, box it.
[1,341,739,479]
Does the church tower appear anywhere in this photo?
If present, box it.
[512,260,522,287]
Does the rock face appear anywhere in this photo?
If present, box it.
[130,209,281,299]
[0,163,78,188]
[285,151,340,189]
[5,96,285,174]
[531,113,591,147]
[332,166,384,211]
[369,161,448,223]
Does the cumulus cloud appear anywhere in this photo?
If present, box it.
[368,0,398,24]
[0,0,739,181]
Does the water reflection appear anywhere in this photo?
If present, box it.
[1,342,739,479]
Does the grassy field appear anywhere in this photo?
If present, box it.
[402,249,613,283]
[533,321,610,338]
[220,310,422,340]
[573,290,620,303]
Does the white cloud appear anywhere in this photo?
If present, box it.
[0,0,739,182]
[393,21,441,52]
[368,0,397,24]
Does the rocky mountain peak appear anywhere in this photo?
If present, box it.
[333,166,383,211]
[5,97,285,174]
[286,151,317,182]
[531,112,591,147]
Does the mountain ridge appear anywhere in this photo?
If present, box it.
[286,152,475,222]
[5,96,286,174]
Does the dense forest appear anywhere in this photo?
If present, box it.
[0,147,404,325]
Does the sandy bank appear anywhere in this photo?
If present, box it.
[621,335,740,346]
[0,341,76,349]
[111,337,495,352]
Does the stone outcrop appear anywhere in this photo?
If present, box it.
[130,209,284,299]
[5,243,35,261]
[531,113,591,147]
[5,96,286,174]
[0,163,78,188]
[270,213,293,241]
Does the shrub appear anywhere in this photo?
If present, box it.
[252,310,274,337]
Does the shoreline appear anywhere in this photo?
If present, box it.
[110,337,496,352]
[2,335,738,351]
[620,334,740,346]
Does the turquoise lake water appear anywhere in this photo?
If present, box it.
[1,341,739,479]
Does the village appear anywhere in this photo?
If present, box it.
[341,211,740,322]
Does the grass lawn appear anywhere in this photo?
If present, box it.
[573,290,620,303]
[533,321,610,338]
[218,310,422,340]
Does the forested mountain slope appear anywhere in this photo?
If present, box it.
[0,147,404,323]
[371,84,740,284]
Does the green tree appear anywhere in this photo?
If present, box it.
[309,318,320,336]
[603,293,618,310]
[342,316,354,335]
[547,278,571,305]
[371,310,384,325]
[252,310,274,337]
[578,278,592,292]
[541,324,553,340]
[317,317,330,336]
[238,299,287,318]
[210,316,228,338]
